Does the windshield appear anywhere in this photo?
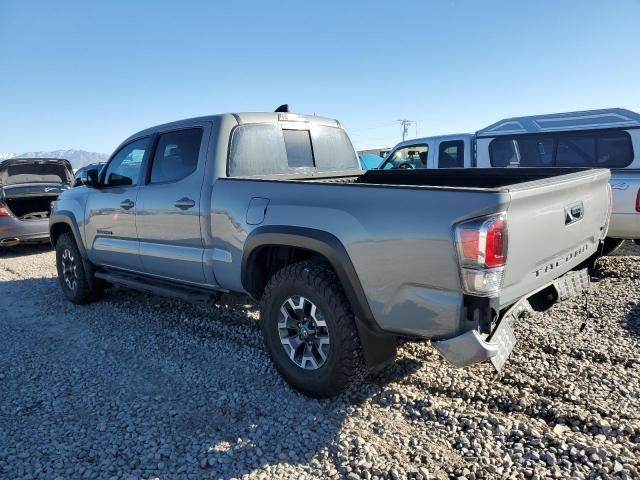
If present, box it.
[380,144,428,170]
[1,162,72,185]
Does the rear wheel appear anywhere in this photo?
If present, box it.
[55,232,101,304]
[261,260,363,398]
[602,238,624,256]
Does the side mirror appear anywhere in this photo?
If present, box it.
[85,169,100,188]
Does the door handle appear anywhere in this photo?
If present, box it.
[120,199,135,210]
[174,197,196,210]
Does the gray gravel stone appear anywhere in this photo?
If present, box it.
[0,246,639,479]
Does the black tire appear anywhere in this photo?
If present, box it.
[602,238,625,256]
[55,232,101,304]
[261,259,363,398]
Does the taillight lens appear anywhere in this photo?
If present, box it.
[455,213,508,297]
[0,202,11,217]
[456,213,508,268]
[636,188,640,212]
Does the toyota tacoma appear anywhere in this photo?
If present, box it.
[49,110,611,397]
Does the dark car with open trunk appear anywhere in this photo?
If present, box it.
[0,158,74,246]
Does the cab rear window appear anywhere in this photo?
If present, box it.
[489,130,633,168]
[228,124,358,176]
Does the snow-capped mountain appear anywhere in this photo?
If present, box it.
[10,149,109,169]
[0,153,17,161]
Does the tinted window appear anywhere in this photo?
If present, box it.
[103,138,149,187]
[150,129,203,183]
[490,130,633,168]
[283,130,314,168]
[596,133,633,167]
[517,137,554,166]
[438,140,464,168]
[556,136,595,166]
[382,145,428,169]
[489,139,519,167]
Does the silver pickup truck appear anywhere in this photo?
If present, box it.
[50,110,611,397]
[382,108,640,253]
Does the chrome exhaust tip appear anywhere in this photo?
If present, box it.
[0,237,20,246]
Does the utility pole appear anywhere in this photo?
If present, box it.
[397,119,415,141]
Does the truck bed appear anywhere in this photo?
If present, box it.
[354,167,596,189]
[213,167,610,338]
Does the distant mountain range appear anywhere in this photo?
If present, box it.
[0,150,109,169]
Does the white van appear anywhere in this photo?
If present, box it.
[382,108,640,251]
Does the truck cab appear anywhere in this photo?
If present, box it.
[379,133,474,170]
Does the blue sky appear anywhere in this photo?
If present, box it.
[1,0,639,154]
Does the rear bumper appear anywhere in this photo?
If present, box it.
[0,216,50,245]
[433,268,590,368]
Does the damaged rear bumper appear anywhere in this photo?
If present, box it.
[433,268,590,371]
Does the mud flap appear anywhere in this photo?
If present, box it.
[355,318,397,372]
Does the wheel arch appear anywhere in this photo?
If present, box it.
[49,212,87,258]
[242,226,372,323]
[242,226,397,370]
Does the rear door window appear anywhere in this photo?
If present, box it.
[438,140,464,168]
[149,128,203,183]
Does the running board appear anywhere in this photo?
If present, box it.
[95,269,221,305]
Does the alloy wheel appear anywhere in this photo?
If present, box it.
[277,295,330,370]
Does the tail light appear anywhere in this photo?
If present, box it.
[0,202,11,217]
[636,188,640,212]
[455,213,508,296]
[602,183,613,237]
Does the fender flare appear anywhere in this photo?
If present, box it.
[49,211,87,258]
[242,225,396,370]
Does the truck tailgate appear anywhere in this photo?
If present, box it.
[499,169,610,306]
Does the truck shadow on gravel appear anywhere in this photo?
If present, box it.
[0,243,52,259]
[623,302,640,338]
[0,276,423,479]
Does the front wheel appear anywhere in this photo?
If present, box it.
[261,260,363,398]
[55,232,101,304]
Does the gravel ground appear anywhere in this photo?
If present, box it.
[0,245,638,480]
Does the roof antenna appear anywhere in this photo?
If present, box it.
[274,104,289,113]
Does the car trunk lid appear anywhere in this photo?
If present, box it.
[0,158,74,187]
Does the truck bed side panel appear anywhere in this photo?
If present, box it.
[210,179,507,338]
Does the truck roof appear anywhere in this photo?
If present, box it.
[124,112,341,144]
[390,133,474,150]
[476,108,640,138]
